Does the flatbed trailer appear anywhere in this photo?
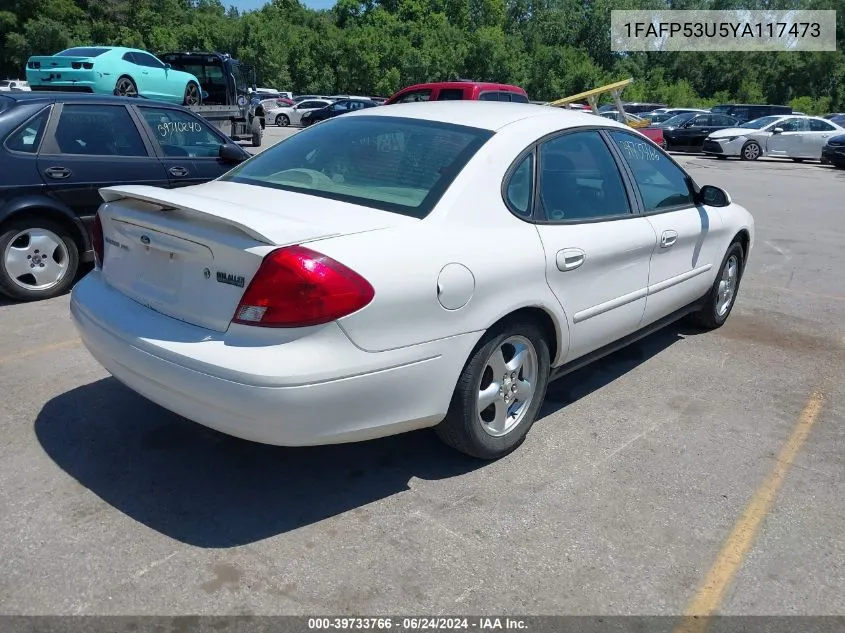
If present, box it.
[184,103,263,147]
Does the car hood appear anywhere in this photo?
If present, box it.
[708,127,756,139]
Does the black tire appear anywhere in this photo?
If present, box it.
[687,241,745,330]
[276,114,289,127]
[251,116,262,147]
[740,140,761,161]
[114,76,137,98]
[791,158,805,163]
[715,155,728,160]
[435,319,551,460]
[183,82,201,106]
[0,218,79,302]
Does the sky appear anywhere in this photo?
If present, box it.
[228,0,335,11]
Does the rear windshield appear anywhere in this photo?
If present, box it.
[56,47,111,57]
[222,116,494,218]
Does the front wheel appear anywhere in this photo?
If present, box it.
[0,219,79,302]
[436,320,551,460]
[741,141,761,161]
[687,241,745,330]
[276,114,289,127]
[183,82,201,106]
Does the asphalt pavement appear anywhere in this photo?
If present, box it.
[0,125,842,617]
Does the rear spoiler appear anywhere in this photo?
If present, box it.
[99,185,340,246]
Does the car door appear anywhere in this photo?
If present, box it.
[682,114,713,150]
[134,104,243,187]
[766,117,806,156]
[133,52,171,100]
[806,118,840,158]
[531,129,657,361]
[607,129,725,326]
[37,102,167,222]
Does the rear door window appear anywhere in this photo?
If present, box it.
[479,92,499,101]
[50,104,147,157]
[437,89,465,101]
[510,93,529,103]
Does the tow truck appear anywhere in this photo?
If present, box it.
[159,51,265,147]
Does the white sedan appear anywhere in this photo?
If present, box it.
[267,98,333,127]
[703,114,843,161]
[70,102,754,460]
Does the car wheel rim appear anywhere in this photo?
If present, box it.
[716,254,739,317]
[744,144,759,159]
[3,228,69,292]
[477,335,539,437]
[185,83,200,105]
[116,78,136,96]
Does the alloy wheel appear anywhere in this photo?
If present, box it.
[3,228,70,292]
[476,335,539,437]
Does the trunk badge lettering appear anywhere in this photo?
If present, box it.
[216,272,245,288]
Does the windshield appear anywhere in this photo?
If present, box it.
[660,112,696,127]
[740,116,783,129]
[222,116,493,218]
[56,47,111,57]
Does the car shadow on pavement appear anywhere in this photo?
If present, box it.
[34,322,695,549]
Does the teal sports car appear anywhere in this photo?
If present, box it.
[25,46,202,105]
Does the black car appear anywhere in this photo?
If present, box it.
[821,134,845,168]
[301,99,377,126]
[0,91,249,301]
[662,112,739,152]
[710,103,791,124]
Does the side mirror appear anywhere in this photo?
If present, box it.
[699,185,731,207]
[219,143,246,163]
[164,63,171,70]
[772,127,784,134]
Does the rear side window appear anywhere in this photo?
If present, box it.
[134,52,165,69]
[479,92,499,101]
[809,119,836,132]
[5,107,51,153]
[222,116,494,218]
[510,93,529,103]
[51,104,147,157]
[505,153,534,217]
[437,89,465,101]
[394,90,431,104]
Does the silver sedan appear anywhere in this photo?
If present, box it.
[703,115,844,161]
[267,99,333,127]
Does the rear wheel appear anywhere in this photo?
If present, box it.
[688,241,744,330]
[114,76,137,98]
[791,157,805,163]
[436,320,550,460]
[741,141,761,161]
[715,155,728,160]
[276,114,289,127]
[0,218,79,302]
[251,116,262,147]
[183,82,201,106]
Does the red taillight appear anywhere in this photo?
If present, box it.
[233,245,375,328]
[82,62,94,69]
[92,213,104,268]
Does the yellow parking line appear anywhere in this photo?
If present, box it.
[0,338,81,365]
[674,388,826,633]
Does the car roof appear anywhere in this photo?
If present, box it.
[399,81,526,92]
[0,91,186,108]
[343,100,626,132]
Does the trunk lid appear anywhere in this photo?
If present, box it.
[97,182,413,332]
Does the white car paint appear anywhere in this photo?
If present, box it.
[267,98,332,126]
[70,102,754,452]
[704,115,844,160]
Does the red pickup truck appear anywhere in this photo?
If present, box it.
[385,81,529,105]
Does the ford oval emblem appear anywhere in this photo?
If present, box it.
[140,235,151,245]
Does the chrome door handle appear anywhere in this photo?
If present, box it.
[556,248,586,271]
[169,166,189,177]
[660,230,678,248]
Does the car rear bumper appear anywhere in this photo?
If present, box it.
[71,272,479,446]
